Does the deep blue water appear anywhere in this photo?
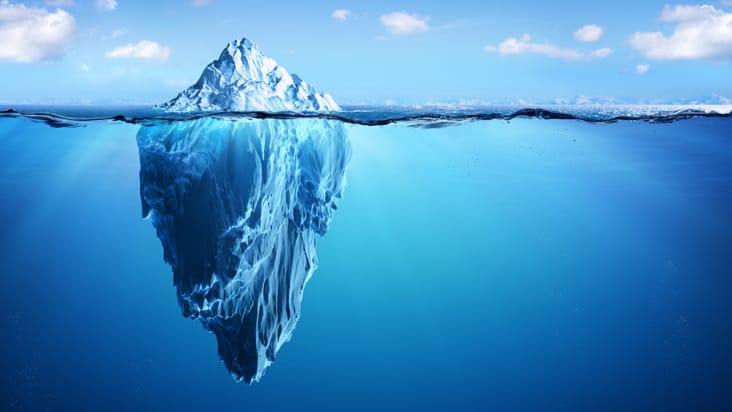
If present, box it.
[1,110,731,411]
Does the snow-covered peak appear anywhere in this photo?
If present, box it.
[157,37,340,113]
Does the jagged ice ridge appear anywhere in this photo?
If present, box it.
[157,38,340,113]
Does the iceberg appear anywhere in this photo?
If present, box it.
[138,38,350,383]
[157,38,340,113]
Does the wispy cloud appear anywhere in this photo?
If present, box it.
[635,64,650,75]
[106,40,171,60]
[331,9,350,21]
[0,2,76,63]
[573,24,604,42]
[380,11,429,34]
[45,0,74,6]
[484,34,612,62]
[630,5,732,60]
[101,28,125,40]
[192,0,210,7]
[95,0,117,12]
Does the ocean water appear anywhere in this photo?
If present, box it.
[1,107,731,411]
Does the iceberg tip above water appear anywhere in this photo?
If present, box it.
[156,37,340,113]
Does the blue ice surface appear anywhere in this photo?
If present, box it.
[137,117,350,382]
[0,110,732,411]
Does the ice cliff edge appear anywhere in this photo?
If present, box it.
[139,37,349,383]
[157,37,340,113]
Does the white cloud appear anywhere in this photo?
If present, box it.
[722,0,732,5]
[95,0,117,11]
[192,0,210,6]
[380,11,429,34]
[574,24,604,42]
[630,5,732,60]
[484,34,613,62]
[105,40,171,60]
[101,28,125,40]
[45,0,74,6]
[331,9,350,21]
[0,3,76,63]
[591,48,613,58]
[636,64,650,74]
[80,63,90,72]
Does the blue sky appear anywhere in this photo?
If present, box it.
[1,0,731,105]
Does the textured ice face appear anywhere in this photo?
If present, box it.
[157,38,340,113]
[137,117,350,382]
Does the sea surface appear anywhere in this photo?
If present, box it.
[1,106,731,411]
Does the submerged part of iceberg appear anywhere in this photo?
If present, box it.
[157,38,340,113]
[137,117,350,382]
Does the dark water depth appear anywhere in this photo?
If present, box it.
[1,109,731,411]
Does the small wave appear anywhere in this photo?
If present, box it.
[2,105,731,129]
